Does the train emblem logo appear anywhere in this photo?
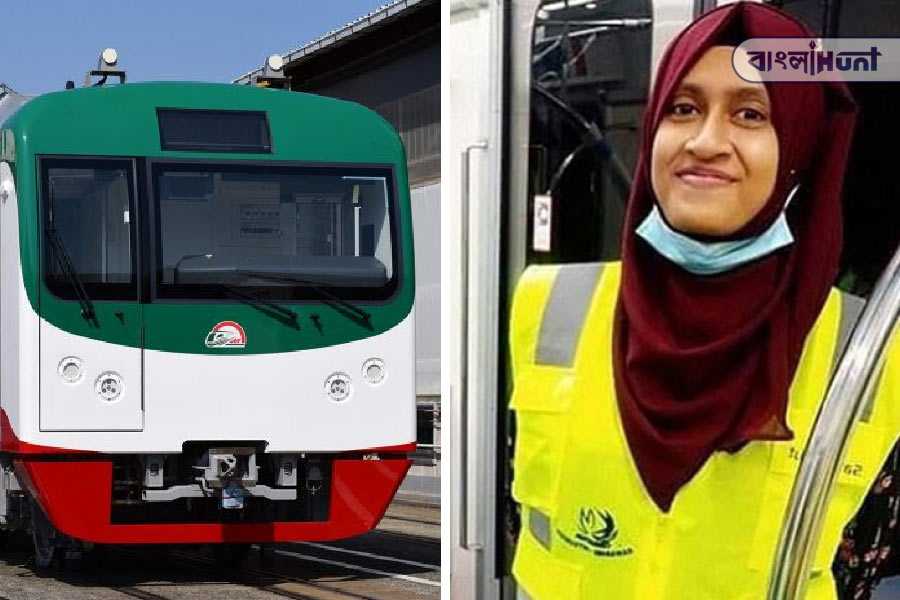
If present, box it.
[205,321,247,349]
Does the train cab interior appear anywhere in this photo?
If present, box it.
[498,0,900,594]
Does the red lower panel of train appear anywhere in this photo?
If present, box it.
[14,455,411,544]
[2,409,413,543]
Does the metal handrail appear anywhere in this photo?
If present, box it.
[459,141,488,551]
[768,243,900,600]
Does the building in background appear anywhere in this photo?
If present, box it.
[235,0,440,503]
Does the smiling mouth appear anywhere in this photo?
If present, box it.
[675,172,736,189]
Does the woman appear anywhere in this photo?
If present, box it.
[509,3,900,599]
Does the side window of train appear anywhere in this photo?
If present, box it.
[527,0,652,264]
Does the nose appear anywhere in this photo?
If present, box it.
[683,112,732,160]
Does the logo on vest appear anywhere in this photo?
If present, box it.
[557,507,634,558]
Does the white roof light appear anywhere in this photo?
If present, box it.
[101,48,118,66]
[267,54,285,72]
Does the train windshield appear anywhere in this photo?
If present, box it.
[42,159,137,301]
[154,163,397,301]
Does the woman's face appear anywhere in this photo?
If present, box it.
[650,45,779,237]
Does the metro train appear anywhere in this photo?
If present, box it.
[447,0,900,598]
[0,51,415,566]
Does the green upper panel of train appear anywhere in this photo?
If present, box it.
[0,83,414,354]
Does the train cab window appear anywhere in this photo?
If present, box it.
[528,0,652,264]
[41,159,137,300]
[153,163,397,301]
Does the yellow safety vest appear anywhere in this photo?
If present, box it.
[510,262,900,600]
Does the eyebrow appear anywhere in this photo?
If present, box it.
[675,82,769,105]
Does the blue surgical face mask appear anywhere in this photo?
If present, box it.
[635,184,800,276]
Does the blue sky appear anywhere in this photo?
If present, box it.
[2,1,391,95]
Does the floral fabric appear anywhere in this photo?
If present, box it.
[835,441,900,599]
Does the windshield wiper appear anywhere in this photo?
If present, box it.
[235,270,372,329]
[219,283,299,330]
[46,227,97,325]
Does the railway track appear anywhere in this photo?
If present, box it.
[0,501,440,600]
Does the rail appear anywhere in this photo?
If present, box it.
[459,140,488,550]
[768,243,900,599]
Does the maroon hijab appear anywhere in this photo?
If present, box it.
[613,2,858,512]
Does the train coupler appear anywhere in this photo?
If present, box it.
[141,448,299,507]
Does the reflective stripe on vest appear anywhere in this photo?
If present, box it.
[536,263,604,367]
[835,291,866,363]
[834,292,876,422]
[529,506,552,550]
[510,262,900,600]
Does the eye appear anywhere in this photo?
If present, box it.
[668,102,699,118]
[736,107,767,123]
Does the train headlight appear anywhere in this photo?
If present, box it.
[101,48,118,66]
[324,372,352,402]
[267,54,285,72]
[95,372,123,402]
[362,358,386,386]
[58,357,83,384]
